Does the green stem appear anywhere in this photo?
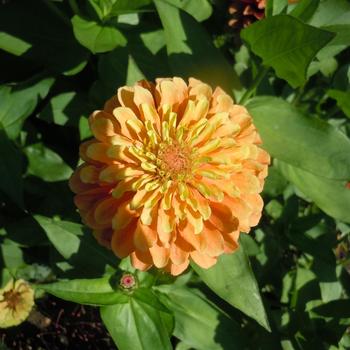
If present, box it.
[239,66,269,105]
[40,0,71,26]
[69,0,81,16]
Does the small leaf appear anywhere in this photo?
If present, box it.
[109,0,153,15]
[34,216,118,274]
[1,240,24,269]
[0,77,54,139]
[0,130,23,207]
[191,243,270,331]
[163,0,212,22]
[278,161,350,224]
[327,89,350,118]
[241,15,334,87]
[72,15,127,53]
[100,289,173,350]
[24,143,72,182]
[155,286,245,350]
[246,96,350,180]
[154,0,242,96]
[39,276,127,305]
[39,92,89,126]
[0,0,88,74]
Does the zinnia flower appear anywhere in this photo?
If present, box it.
[70,77,269,275]
[0,279,34,328]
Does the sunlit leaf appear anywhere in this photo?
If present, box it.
[241,15,334,87]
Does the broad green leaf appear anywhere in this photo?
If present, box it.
[92,28,168,104]
[265,0,288,17]
[39,276,127,305]
[308,56,338,78]
[263,165,289,197]
[101,289,173,350]
[72,15,127,53]
[4,216,48,247]
[241,15,334,87]
[192,243,270,331]
[246,96,350,180]
[0,32,31,56]
[34,216,118,273]
[163,0,212,22]
[308,0,350,60]
[87,0,153,19]
[0,0,88,74]
[328,90,350,118]
[289,0,320,23]
[155,286,244,350]
[39,92,89,126]
[24,143,72,182]
[309,0,350,27]
[317,25,350,60]
[0,77,54,139]
[278,161,350,224]
[0,130,23,207]
[1,240,24,269]
[109,0,153,15]
[154,0,242,97]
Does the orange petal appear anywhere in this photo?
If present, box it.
[134,220,157,251]
[190,251,217,269]
[111,220,137,258]
[149,243,169,268]
[164,260,189,276]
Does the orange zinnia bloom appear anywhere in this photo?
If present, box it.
[70,78,270,275]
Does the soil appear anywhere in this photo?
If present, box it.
[0,296,116,350]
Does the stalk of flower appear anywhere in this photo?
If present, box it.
[69,77,270,276]
[0,279,35,328]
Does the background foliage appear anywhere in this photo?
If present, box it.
[1,0,350,349]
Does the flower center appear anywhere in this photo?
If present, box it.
[158,142,191,180]
[3,290,21,310]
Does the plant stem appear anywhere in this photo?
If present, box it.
[239,66,269,105]
[68,0,81,16]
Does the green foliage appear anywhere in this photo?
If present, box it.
[241,15,334,87]
[192,242,270,331]
[247,96,350,180]
[101,289,173,350]
[0,0,350,349]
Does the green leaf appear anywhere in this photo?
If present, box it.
[4,216,48,247]
[246,96,350,180]
[34,216,118,274]
[109,0,153,15]
[328,89,350,118]
[265,0,288,17]
[0,130,23,207]
[24,143,72,182]
[155,286,244,350]
[308,0,350,60]
[241,15,334,87]
[0,0,88,74]
[92,28,169,104]
[154,0,242,97]
[278,161,350,224]
[191,243,270,331]
[39,92,89,126]
[163,0,212,22]
[290,0,320,23]
[39,276,127,305]
[309,0,350,27]
[100,289,173,350]
[0,77,54,139]
[1,240,24,269]
[72,15,127,53]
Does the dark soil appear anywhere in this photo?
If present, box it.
[0,296,116,350]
